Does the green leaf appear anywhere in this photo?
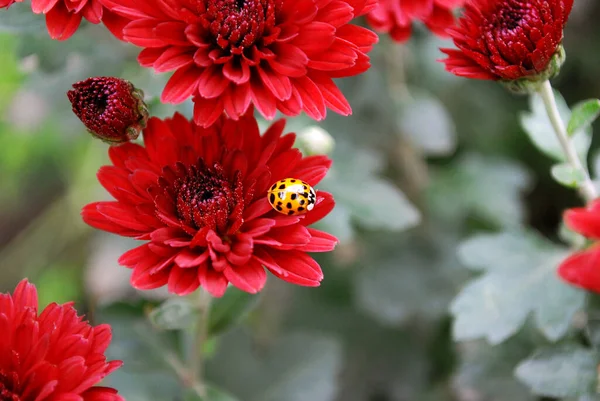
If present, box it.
[520,89,592,162]
[568,99,600,137]
[322,141,421,232]
[396,90,456,156]
[427,154,532,227]
[148,298,198,330]
[355,233,463,325]
[208,288,259,337]
[451,231,585,344]
[207,331,342,401]
[184,385,240,401]
[515,346,597,398]
[455,335,537,401]
[551,163,586,188]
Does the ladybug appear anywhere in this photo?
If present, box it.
[268,178,316,216]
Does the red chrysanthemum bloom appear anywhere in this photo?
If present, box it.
[440,0,573,82]
[366,0,465,42]
[17,0,130,40]
[558,200,600,293]
[0,279,124,401]
[68,77,149,144]
[99,0,379,128]
[82,110,338,297]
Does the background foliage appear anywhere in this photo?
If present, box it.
[2,1,600,400]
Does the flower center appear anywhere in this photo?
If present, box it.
[160,161,245,233]
[199,0,281,52]
[0,370,20,401]
[491,0,541,32]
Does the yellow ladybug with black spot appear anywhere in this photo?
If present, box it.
[267,178,316,216]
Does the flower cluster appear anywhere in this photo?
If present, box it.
[98,0,379,127]
[82,109,338,297]
[366,0,465,42]
[0,280,123,401]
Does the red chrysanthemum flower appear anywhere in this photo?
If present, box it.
[68,77,149,144]
[16,0,130,40]
[558,200,600,293]
[440,0,573,82]
[82,110,338,297]
[366,0,465,42]
[98,0,379,128]
[0,279,124,401]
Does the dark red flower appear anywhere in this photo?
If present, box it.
[367,0,465,42]
[558,200,600,293]
[98,0,378,128]
[68,77,149,144]
[0,279,124,401]
[440,0,573,81]
[26,0,129,40]
[82,110,338,297]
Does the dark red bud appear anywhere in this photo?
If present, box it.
[67,77,149,144]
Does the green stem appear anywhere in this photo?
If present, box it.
[189,288,212,397]
[538,80,597,202]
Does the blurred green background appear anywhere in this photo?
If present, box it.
[1,1,600,400]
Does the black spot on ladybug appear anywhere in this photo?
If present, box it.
[277,201,282,206]
[279,184,286,189]
[270,183,277,190]
[303,192,309,198]
[290,179,296,182]
[286,202,292,209]
[276,205,283,211]
[300,200,305,205]
[303,185,308,190]
[269,194,275,204]
[298,207,305,212]
[278,192,286,200]
[288,210,295,215]
[291,193,297,200]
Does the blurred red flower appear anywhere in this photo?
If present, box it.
[558,200,600,293]
[0,279,123,401]
[440,0,573,81]
[99,0,378,127]
[68,77,149,144]
[82,110,338,297]
[0,0,129,40]
[366,0,465,42]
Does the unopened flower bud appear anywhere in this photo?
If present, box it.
[67,77,149,144]
[297,126,335,155]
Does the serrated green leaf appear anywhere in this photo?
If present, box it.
[396,90,456,156]
[520,90,592,162]
[551,163,586,188]
[451,231,585,344]
[568,99,600,137]
[184,385,240,401]
[515,346,597,398]
[148,298,197,330]
[322,142,421,232]
[207,331,342,401]
[208,288,259,337]
[428,154,532,227]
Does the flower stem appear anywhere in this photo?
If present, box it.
[538,80,597,202]
[189,288,212,397]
